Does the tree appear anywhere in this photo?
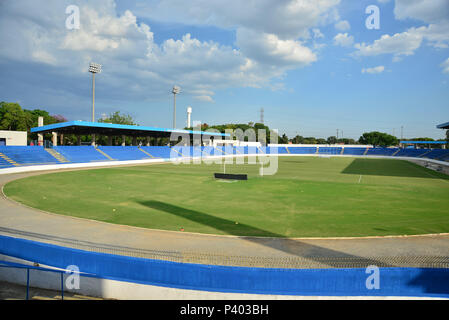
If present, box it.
[95,111,137,145]
[359,131,398,147]
[290,135,303,144]
[98,111,137,125]
[338,138,357,145]
[279,133,289,144]
[327,136,337,144]
[0,102,29,131]
[303,137,317,144]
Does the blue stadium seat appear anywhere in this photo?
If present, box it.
[53,146,110,163]
[0,146,58,166]
[318,147,342,155]
[275,147,290,154]
[394,148,430,157]
[422,149,449,161]
[140,146,171,158]
[98,146,151,161]
[343,147,367,155]
[288,147,317,154]
[366,148,398,156]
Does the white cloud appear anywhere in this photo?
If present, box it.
[394,0,449,24]
[236,28,317,69]
[333,33,354,47]
[129,0,341,39]
[334,20,350,31]
[312,28,324,39]
[0,0,343,105]
[415,21,449,48]
[354,28,423,57]
[361,66,385,74]
[352,1,449,60]
[441,58,449,73]
[194,95,214,102]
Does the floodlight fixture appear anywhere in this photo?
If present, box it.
[89,62,102,74]
[172,85,181,95]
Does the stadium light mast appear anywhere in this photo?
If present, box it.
[172,85,181,128]
[88,62,102,122]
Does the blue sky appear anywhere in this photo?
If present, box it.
[0,0,448,140]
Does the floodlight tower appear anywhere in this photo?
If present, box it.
[88,62,102,122]
[187,106,192,128]
[172,85,181,128]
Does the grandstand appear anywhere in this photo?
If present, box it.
[0,119,448,172]
[0,145,448,169]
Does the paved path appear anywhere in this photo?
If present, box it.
[1,168,448,269]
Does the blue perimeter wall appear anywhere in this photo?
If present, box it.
[0,235,448,298]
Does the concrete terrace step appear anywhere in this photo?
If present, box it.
[94,147,115,160]
[0,152,20,166]
[45,148,70,163]
[137,147,156,158]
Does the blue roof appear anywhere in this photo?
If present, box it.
[437,122,449,129]
[400,140,446,144]
[31,121,229,137]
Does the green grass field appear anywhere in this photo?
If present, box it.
[4,156,449,237]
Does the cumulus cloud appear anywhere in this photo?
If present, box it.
[334,20,350,31]
[333,33,354,47]
[441,58,449,73]
[353,0,449,60]
[128,0,341,39]
[361,66,385,74]
[312,28,325,39]
[394,0,449,24]
[0,0,343,107]
[236,28,317,69]
[354,28,423,57]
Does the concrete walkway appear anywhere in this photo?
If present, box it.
[1,168,448,269]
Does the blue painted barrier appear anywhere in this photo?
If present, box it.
[0,235,448,297]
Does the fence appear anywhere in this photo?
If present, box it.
[1,234,448,298]
[0,260,66,300]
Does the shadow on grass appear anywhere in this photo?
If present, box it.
[137,200,449,296]
[341,158,448,179]
[139,200,281,238]
[138,200,389,265]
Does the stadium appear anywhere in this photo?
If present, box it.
[0,119,448,300]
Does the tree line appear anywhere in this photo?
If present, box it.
[1,101,447,147]
[194,122,447,148]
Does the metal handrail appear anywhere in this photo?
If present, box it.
[0,260,65,300]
